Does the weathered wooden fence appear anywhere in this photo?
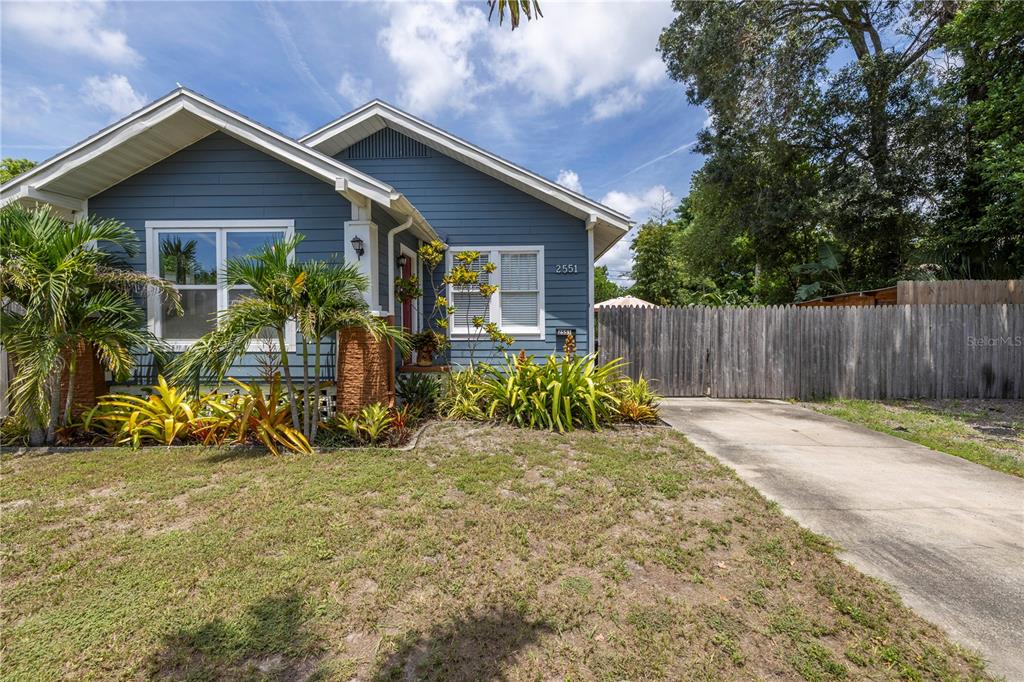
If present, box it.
[598,304,1024,399]
[897,279,1023,305]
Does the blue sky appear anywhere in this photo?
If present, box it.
[0,0,709,283]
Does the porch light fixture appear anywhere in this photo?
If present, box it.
[396,253,410,269]
[350,235,365,259]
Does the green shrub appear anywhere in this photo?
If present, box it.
[438,368,488,420]
[479,353,627,432]
[397,374,442,415]
[320,402,405,446]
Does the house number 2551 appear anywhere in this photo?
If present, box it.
[554,264,579,274]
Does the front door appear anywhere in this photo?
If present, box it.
[401,255,414,335]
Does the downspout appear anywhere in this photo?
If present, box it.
[587,215,597,356]
[387,217,415,318]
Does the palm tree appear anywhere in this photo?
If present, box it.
[0,204,178,444]
[487,0,542,29]
[169,234,409,443]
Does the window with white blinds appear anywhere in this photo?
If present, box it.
[447,246,544,338]
[500,253,539,327]
[451,253,491,327]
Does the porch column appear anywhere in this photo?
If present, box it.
[344,199,380,311]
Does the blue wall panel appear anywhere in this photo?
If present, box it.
[338,128,590,366]
[90,131,351,383]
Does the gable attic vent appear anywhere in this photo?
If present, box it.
[343,127,431,160]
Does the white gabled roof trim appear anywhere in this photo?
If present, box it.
[0,88,438,241]
[300,100,632,258]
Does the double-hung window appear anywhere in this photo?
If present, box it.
[145,220,294,350]
[447,246,544,338]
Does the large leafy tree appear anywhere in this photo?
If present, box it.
[594,265,624,304]
[0,158,36,184]
[660,0,956,289]
[929,0,1024,277]
[0,204,176,444]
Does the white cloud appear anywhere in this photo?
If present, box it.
[377,1,487,116]
[4,1,140,65]
[487,2,673,120]
[81,75,146,118]
[337,72,372,106]
[598,185,677,285]
[556,169,583,193]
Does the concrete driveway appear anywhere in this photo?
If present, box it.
[659,398,1024,680]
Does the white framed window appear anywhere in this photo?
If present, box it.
[446,245,545,339]
[145,220,296,350]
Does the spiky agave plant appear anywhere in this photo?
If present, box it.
[0,204,177,444]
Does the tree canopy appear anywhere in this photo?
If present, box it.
[651,0,1021,304]
[0,158,36,184]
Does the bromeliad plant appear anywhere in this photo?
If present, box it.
[79,375,312,454]
[88,376,196,448]
[0,204,177,445]
[479,353,628,432]
[321,402,405,446]
[169,235,409,444]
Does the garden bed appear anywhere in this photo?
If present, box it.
[1,423,990,680]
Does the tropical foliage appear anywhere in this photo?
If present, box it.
[397,373,442,416]
[169,235,408,443]
[0,204,176,445]
[79,376,311,455]
[320,402,415,447]
[435,353,659,432]
[487,0,542,30]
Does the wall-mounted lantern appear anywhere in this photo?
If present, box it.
[350,235,365,259]
[396,253,410,269]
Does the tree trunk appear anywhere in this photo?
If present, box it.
[277,327,301,432]
[311,335,322,445]
[62,354,78,427]
[300,338,311,439]
[45,373,60,444]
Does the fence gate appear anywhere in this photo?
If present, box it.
[597,304,1023,400]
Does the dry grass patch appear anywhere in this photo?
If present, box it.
[0,424,992,680]
[811,398,1024,478]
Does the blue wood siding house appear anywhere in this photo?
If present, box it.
[0,88,631,384]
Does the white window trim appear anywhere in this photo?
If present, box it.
[398,243,421,334]
[145,219,296,352]
[445,245,545,340]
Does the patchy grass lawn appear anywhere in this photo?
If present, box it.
[1,424,992,681]
[811,399,1024,478]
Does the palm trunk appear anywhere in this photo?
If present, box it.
[300,337,311,439]
[46,372,60,444]
[62,354,78,427]
[27,401,45,446]
[277,327,301,431]
[311,334,322,445]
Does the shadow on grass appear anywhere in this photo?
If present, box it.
[372,607,552,681]
[147,590,322,680]
[201,445,275,464]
